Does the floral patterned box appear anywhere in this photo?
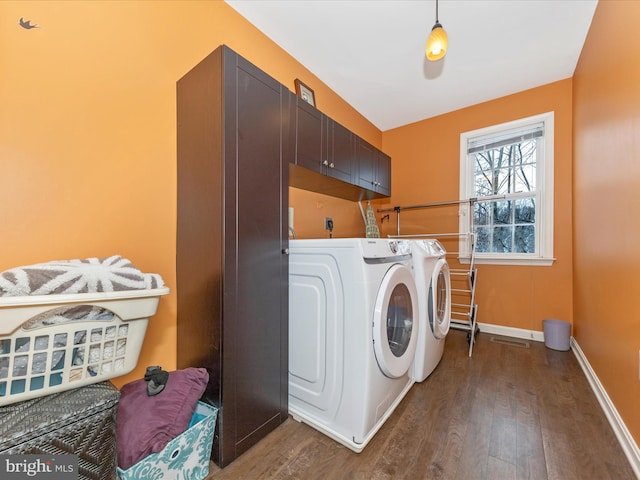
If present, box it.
[116,401,217,480]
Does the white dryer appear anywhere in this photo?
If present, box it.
[288,238,419,452]
[411,239,451,382]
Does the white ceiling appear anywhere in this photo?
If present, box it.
[225,0,598,132]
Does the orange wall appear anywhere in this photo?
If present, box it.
[573,0,640,443]
[381,80,574,333]
[0,1,380,388]
[289,188,369,239]
[6,3,635,451]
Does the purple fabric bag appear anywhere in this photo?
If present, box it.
[116,367,209,470]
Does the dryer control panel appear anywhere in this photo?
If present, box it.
[361,239,411,260]
[415,239,447,257]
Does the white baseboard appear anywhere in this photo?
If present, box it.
[571,338,640,478]
[476,322,545,342]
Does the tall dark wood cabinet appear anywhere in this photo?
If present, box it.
[176,45,292,467]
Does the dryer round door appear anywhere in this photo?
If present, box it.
[373,264,419,378]
[429,259,451,339]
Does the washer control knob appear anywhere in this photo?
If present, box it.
[397,240,411,255]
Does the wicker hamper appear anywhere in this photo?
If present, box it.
[0,381,120,480]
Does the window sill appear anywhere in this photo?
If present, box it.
[458,256,556,266]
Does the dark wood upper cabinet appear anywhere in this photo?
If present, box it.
[292,96,390,200]
[294,98,353,183]
[377,152,391,195]
[294,98,324,173]
[356,137,391,197]
[176,45,291,468]
[327,118,354,183]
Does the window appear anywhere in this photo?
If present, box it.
[459,112,554,265]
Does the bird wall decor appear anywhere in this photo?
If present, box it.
[19,17,39,29]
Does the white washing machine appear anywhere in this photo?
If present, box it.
[288,238,419,452]
[411,239,451,382]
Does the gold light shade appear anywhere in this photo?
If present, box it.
[426,22,448,61]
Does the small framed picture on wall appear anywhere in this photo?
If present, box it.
[294,79,316,107]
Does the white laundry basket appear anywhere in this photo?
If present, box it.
[0,287,169,406]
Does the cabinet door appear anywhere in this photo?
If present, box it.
[295,98,325,173]
[222,49,289,466]
[356,138,392,196]
[356,138,378,191]
[376,151,391,196]
[327,119,354,183]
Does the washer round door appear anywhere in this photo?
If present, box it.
[373,264,419,378]
[429,259,451,339]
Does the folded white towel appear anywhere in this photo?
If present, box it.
[0,255,164,296]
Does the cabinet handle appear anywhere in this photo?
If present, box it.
[282,248,289,255]
[329,162,335,168]
[322,160,329,166]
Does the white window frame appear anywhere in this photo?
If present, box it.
[459,112,555,266]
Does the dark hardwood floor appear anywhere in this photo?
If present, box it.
[206,330,636,479]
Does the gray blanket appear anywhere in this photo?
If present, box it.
[0,255,164,297]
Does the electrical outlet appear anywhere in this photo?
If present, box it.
[325,217,334,231]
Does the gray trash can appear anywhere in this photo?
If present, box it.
[543,319,571,351]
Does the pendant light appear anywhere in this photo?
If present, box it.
[426,0,448,61]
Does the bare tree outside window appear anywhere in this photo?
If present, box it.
[472,139,537,253]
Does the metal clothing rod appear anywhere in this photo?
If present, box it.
[390,232,466,239]
[377,195,505,238]
[377,194,506,214]
[377,198,473,213]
